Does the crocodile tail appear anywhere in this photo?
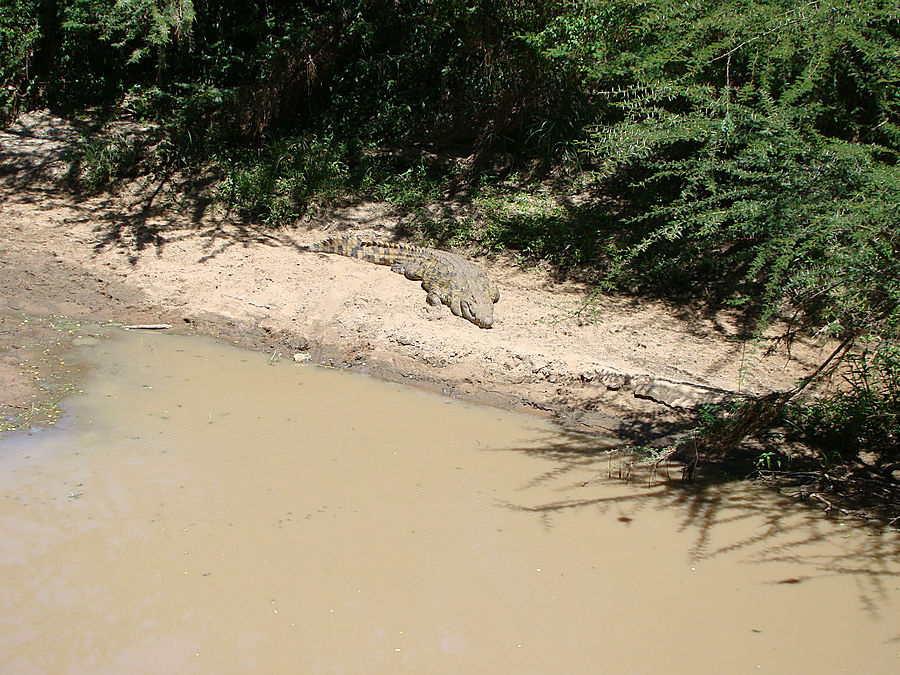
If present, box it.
[301,236,426,266]
[300,235,364,255]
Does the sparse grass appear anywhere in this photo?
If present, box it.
[364,161,448,206]
[784,344,900,468]
[64,130,143,192]
[216,136,350,226]
[405,183,616,273]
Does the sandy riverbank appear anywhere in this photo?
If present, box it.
[1,111,831,441]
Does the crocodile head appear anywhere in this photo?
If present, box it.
[454,282,499,328]
[459,295,494,328]
[425,258,500,328]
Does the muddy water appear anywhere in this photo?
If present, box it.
[0,331,898,674]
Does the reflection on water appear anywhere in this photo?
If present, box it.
[0,330,898,674]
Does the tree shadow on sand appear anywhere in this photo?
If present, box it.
[1,128,284,270]
[0,111,282,267]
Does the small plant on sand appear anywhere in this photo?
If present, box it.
[66,130,142,192]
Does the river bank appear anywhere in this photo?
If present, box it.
[1,111,829,444]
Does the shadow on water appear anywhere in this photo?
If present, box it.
[494,427,900,619]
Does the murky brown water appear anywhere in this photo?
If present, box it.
[1,330,898,674]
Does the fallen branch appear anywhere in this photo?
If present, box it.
[121,324,172,330]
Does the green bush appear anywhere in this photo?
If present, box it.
[787,344,900,463]
[533,1,900,311]
[217,136,349,226]
[0,0,41,122]
[64,130,144,191]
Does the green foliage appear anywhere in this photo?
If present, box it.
[64,0,195,66]
[363,160,448,207]
[787,343,900,461]
[403,186,615,270]
[0,0,41,121]
[122,83,237,162]
[756,450,783,471]
[695,399,742,434]
[533,0,900,340]
[217,136,350,226]
[525,0,900,465]
[411,211,484,249]
[3,1,592,219]
[5,1,588,154]
[472,189,607,267]
[65,129,144,191]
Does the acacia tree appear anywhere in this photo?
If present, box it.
[528,0,900,468]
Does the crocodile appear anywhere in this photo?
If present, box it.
[300,235,499,328]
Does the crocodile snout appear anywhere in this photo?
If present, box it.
[461,297,494,329]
